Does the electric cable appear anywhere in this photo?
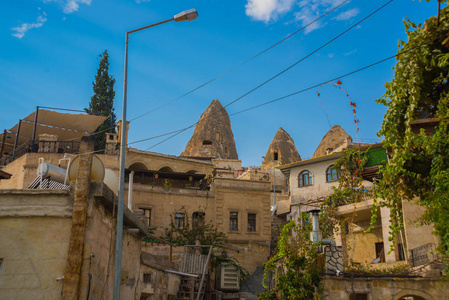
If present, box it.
[139,0,393,150]
[132,32,443,150]
[128,0,351,122]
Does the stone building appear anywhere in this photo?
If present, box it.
[278,137,445,300]
[0,105,272,291]
[0,137,184,300]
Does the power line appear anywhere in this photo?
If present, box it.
[139,0,393,150]
[133,32,442,150]
[129,0,351,122]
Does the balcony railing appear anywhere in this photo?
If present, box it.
[0,140,81,167]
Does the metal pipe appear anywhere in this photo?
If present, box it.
[196,246,212,300]
[0,129,6,159]
[31,106,39,153]
[164,269,199,278]
[128,171,134,211]
[12,120,22,160]
[113,31,129,300]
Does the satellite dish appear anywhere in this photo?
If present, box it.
[68,155,105,182]
[104,168,119,195]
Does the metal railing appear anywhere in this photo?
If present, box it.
[409,243,437,267]
[0,140,81,167]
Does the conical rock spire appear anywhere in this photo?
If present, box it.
[181,100,238,159]
[261,127,301,170]
[312,125,351,158]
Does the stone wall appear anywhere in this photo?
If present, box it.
[80,195,143,300]
[322,276,449,300]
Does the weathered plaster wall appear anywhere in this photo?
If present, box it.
[323,276,449,300]
[0,190,72,300]
[402,199,439,253]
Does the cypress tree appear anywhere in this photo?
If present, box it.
[85,50,116,151]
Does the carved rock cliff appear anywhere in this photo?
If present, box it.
[312,125,351,158]
[261,128,301,170]
[181,100,238,159]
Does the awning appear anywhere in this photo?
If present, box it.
[0,109,107,154]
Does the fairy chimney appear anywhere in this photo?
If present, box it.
[312,125,351,158]
[181,100,238,159]
[261,128,301,170]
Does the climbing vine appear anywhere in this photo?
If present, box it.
[258,216,322,300]
[374,5,449,261]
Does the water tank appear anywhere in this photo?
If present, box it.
[37,163,67,183]
[68,155,105,182]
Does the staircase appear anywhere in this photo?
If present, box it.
[176,275,206,300]
[176,245,213,300]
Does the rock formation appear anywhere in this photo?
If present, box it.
[261,128,301,170]
[312,125,352,158]
[181,100,238,159]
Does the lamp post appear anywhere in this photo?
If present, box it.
[262,156,276,214]
[114,9,198,299]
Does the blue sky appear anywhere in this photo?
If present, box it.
[0,0,443,166]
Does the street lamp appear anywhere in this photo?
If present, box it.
[262,156,276,215]
[114,9,198,299]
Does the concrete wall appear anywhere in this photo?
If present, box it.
[0,152,67,189]
[402,199,439,253]
[0,190,72,300]
[0,184,171,300]
[323,276,449,300]
[81,195,143,300]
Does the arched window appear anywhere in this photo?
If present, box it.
[298,170,312,187]
[159,166,174,173]
[128,162,147,170]
[326,165,340,182]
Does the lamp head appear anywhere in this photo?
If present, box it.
[174,9,198,22]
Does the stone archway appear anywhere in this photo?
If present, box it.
[394,289,431,300]
[128,162,148,170]
[159,166,174,173]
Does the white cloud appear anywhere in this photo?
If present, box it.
[333,8,359,21]
[245,0,357,33]
[245,0,296,22]
[63,0,92,14]
[328,53,334,58]
[135,0,150,3]
[343,49,357,56]
[43,0,92,14]
[11,12,47,39]
[294,0,345,34]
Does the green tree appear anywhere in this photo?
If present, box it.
[374,5,449,261]
[85,50,116,151]
[158,207,249,281]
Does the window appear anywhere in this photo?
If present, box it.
[140,208,151,227]
[398,243,406,261]
[143,273,152,284]
[298,171,312,187]
[273,151,279,161]
[203,140,212,145]
[326,165,340,182]
[248,213,256,232]
[229,212,238,231]
[192,211,205,226]
[175,213,185,228]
